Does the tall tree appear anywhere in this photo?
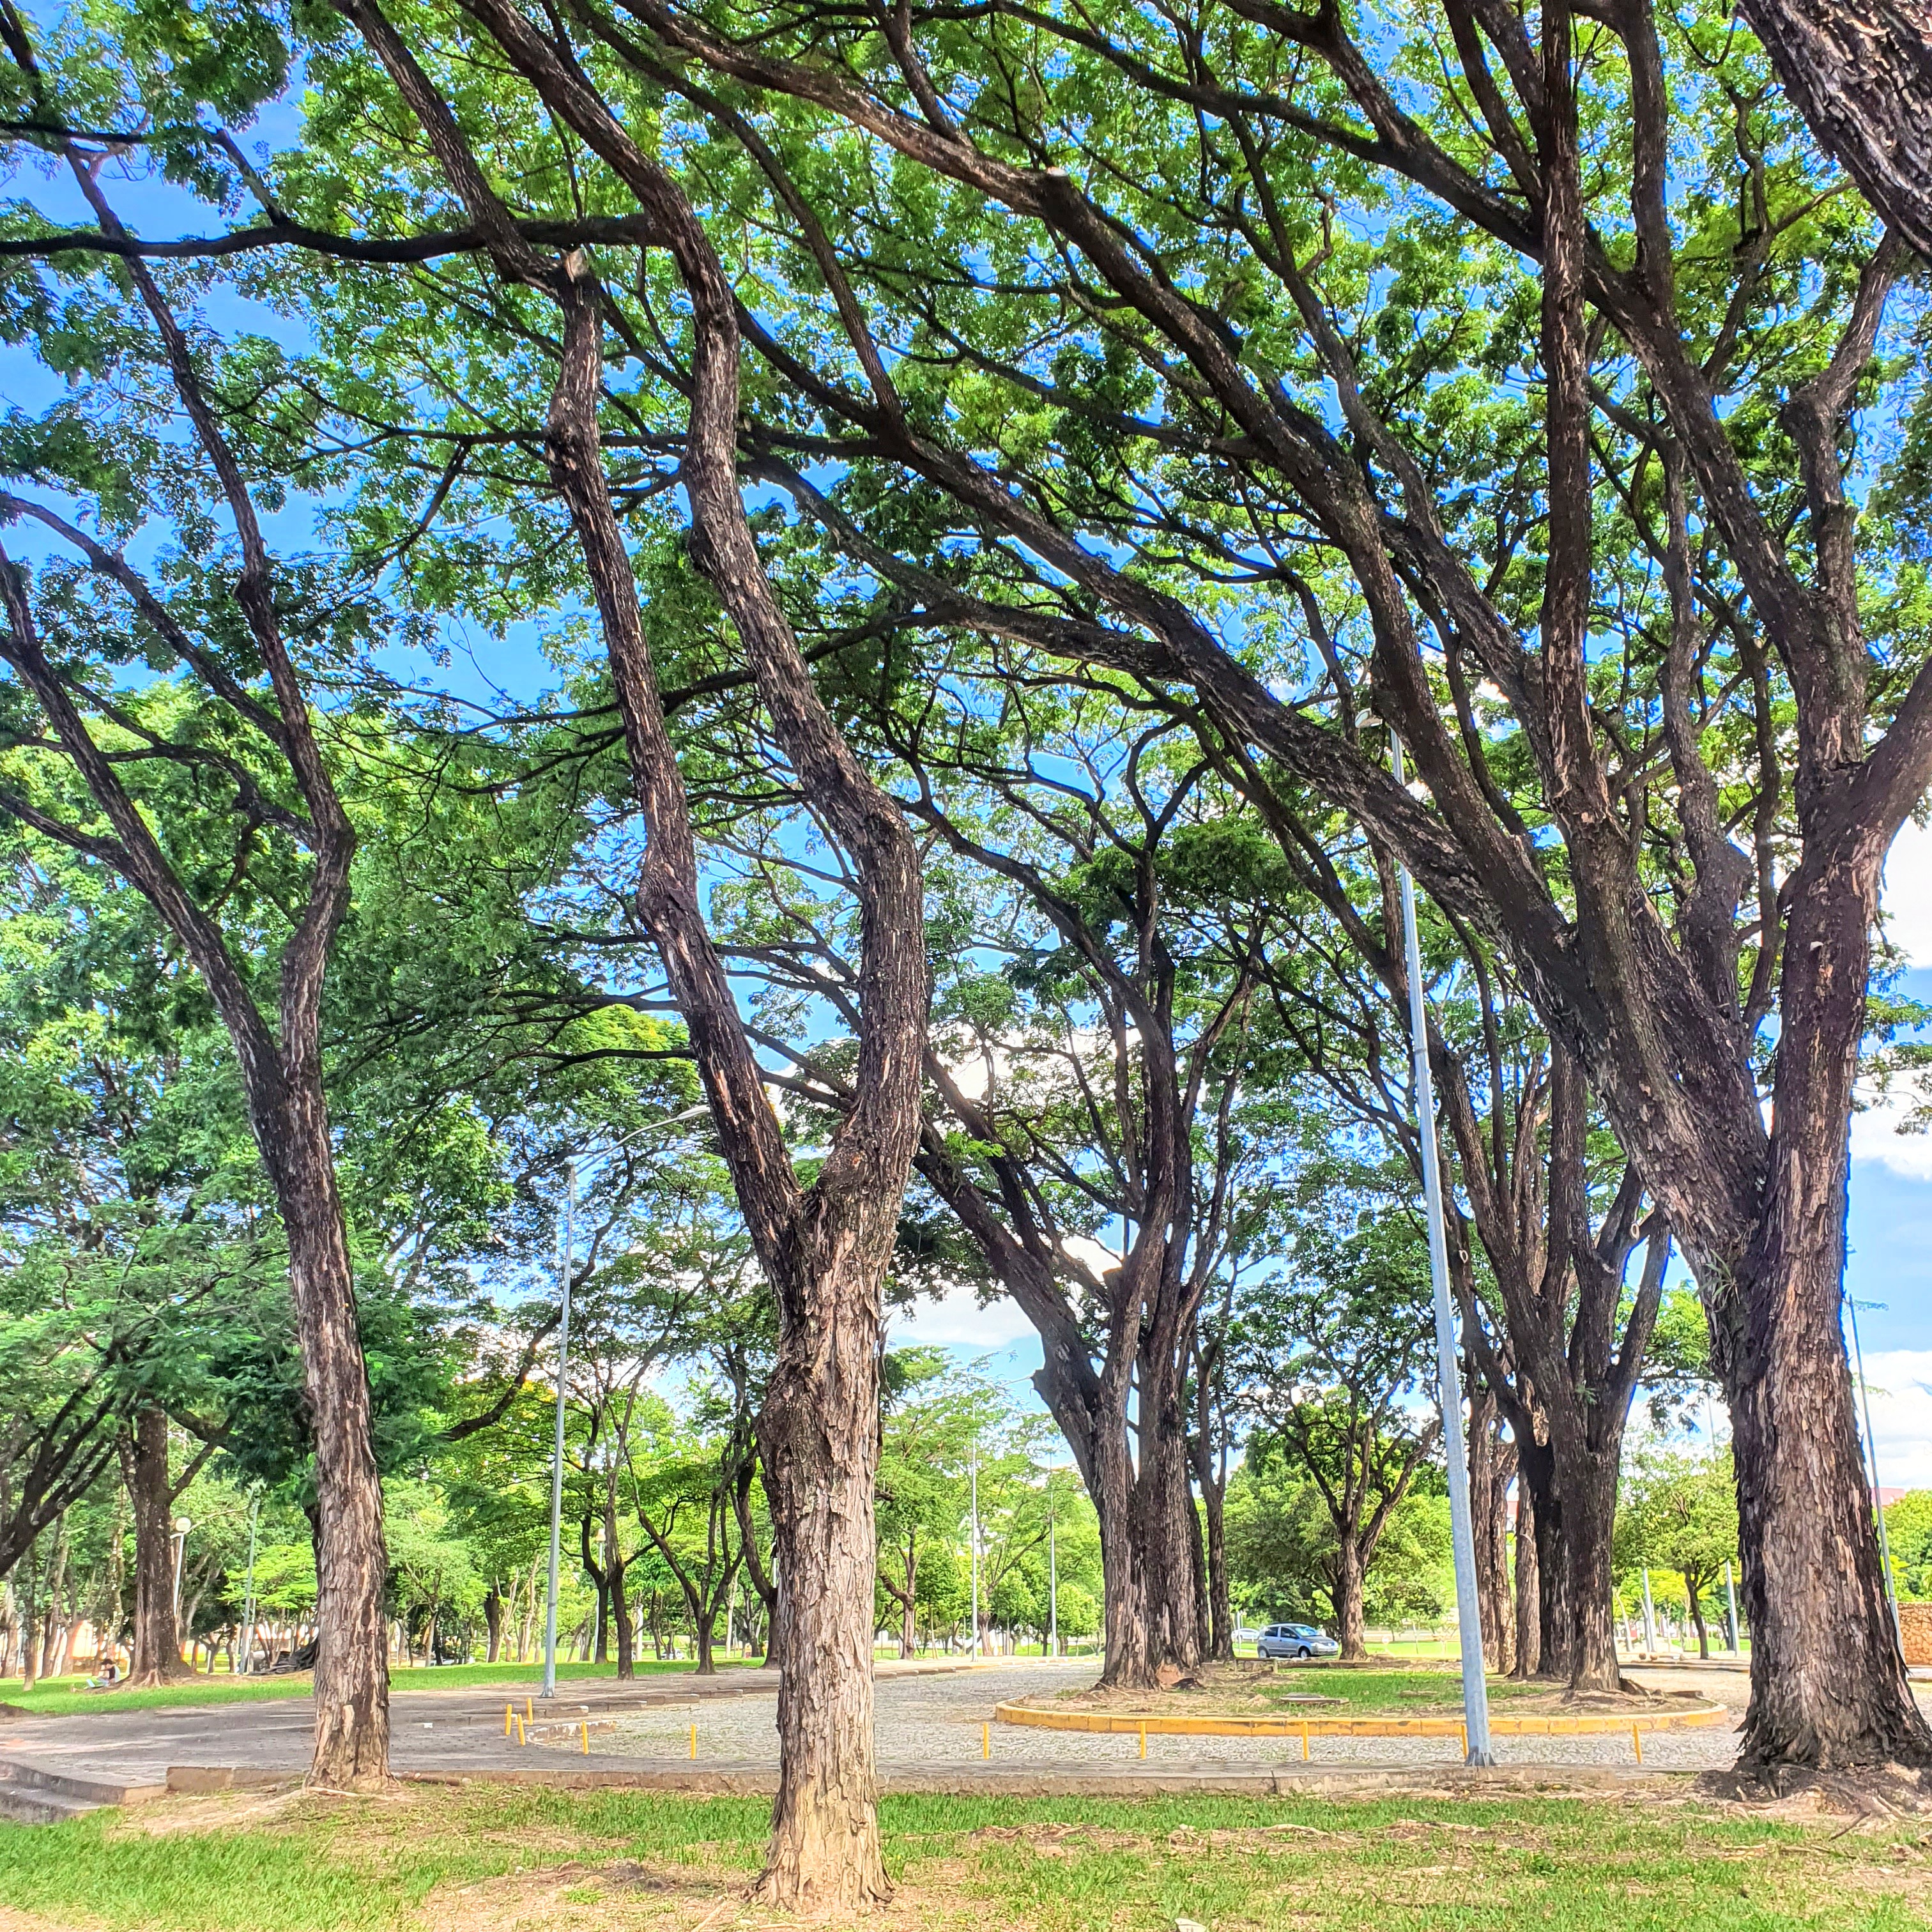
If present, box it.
[1232,1170,1441,1659]
[0,26,401,1772]
[325,8,930,1899]
[560,0,1932,1770]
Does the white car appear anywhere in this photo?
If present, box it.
[1256,1621,1340,1660]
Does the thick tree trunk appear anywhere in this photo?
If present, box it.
[1724,1234,1931,1763]
[1091,1390,1149,1689]
[1332,1539,1368,1662]
[1523,1450,1574,1685]
[120,1408,189,1686]
[261,1082,390,1788]
[484,1585,502,1664]
[755,1253,892,1910]
[1137,1371,1206,1677]
[1558,1453,1623,1694]
[1709,857,1932,1768]
[694,1608,717,1676]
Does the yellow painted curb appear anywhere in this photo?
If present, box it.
[992,1699,1728,1738]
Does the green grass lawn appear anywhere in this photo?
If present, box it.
[0,1658,755,1720]
[0,1783,1920,1931]
[1251,1665,1552,1711]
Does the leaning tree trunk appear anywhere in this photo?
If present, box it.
[259,1079,390,1788]
[120,1407,190,1686]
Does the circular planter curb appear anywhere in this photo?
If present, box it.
[992,1699,1729,1738]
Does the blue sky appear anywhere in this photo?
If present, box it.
[894,832,1932,1491]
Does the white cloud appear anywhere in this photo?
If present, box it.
[1880,817,1932,970]
[1859,1349,1932,1492]
[887,1280,1042,1357]
[1850,1085,1932,1181]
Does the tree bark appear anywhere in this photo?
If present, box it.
[1332,1538,1367,1662]
[756,1255,891,1909]
[1466,1380,1515,1675]
[119,1409,190,1685]
[484,1584,502,1664]
[268,1089,390,1788]
[1733,0,1932,261]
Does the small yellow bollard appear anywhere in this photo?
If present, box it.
[1460,1721,1468,1758]
[516,1713,526,1745]
[1300,1719,1310,1763]
[689,1722,698,1760]
[1632,1724,1643,1765]
[503,1703,513,1736]
[581,1720,590,1756]
[1138,1723,1147,1760]
[982,1722,990,1760]
[525,1696,533,1722]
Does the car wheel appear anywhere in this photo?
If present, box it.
[1297,1646,1311,1660]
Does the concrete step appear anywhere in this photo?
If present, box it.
[0,1758,165,1824]
[0,1783,98,1825]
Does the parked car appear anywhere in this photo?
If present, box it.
[1256,1621,1340,1660]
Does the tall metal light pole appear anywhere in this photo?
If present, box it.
[969,1438,982,1659]
[540,1162,578,1699]
[236,1491,261,1676]
[540,1107,707,1699]
[1845,1290,1905,1652]
[1392,735,1494,1767]
[1048,1487,1058,1659]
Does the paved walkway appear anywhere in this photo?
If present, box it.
[4,1659,1923,1803]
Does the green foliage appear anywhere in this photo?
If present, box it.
[1883,1490,1932,1602]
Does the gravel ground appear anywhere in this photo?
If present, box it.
[562,1658,1850,1775]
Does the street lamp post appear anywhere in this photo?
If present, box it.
[540,1107,707,1699]
[171,1516,193,1668]
[1048,1490,1058,1659]
[969,1439,981,1659]
[1392,735,1494,1768]
[236,1491,261,1676]
[1844,1290,1905,1653]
